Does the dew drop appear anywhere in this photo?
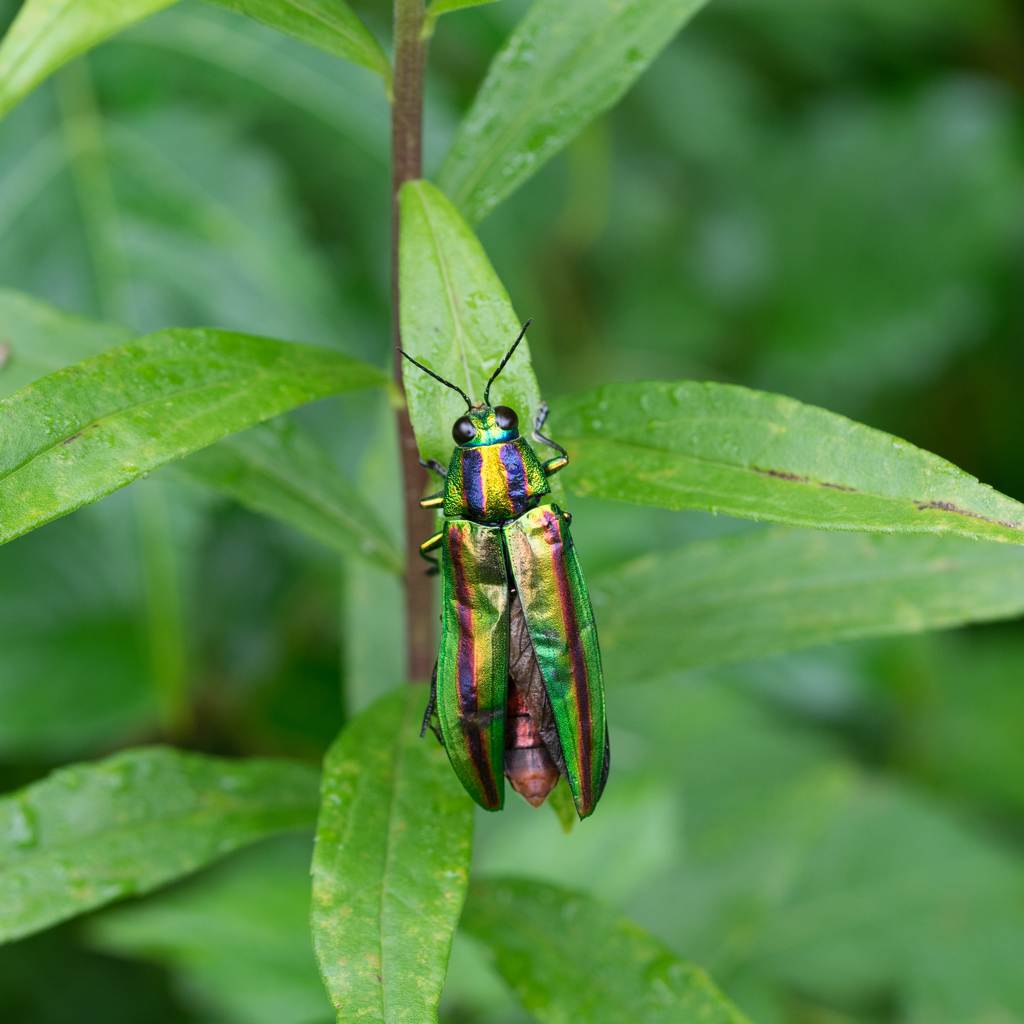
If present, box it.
[8,799,38,849]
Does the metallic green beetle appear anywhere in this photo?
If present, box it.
[401,324,609,819]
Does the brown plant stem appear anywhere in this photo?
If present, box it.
[392,0,434,682]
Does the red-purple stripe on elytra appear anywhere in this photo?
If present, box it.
[499,443,529,514]
[461,449,485,519]
[540,509,594,810]
[448,527,500,808]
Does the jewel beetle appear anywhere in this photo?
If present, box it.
[400,322,609,819]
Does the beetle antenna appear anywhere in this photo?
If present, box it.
[398,349,472,411]
[484,319,532,406]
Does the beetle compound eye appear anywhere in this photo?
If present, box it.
[494,406,518,430]
[452,416,477,444]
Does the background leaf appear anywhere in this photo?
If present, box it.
[173,417,402,574]
[592,527,1024,682]
[311,686,474,1022]
[462,877,750,1024]
[203,0,391,86]
[0,0,389,124]
[0,327,385,546]
[89,835,332,1024]
[0,0,176,122]
[399,179,546,471]
[436,0,710,224]
[551,380,1024,543]
[0,286,130,396]
[422,0,500,41]
[0,289,390,567]
[0,746,319,943]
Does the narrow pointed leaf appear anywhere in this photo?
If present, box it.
[399,179,545,469]
[552,381,1024,544]
[0,328,386,546]
[0,0,175,122]
[0,746,320,944]
[311,686,474,1022]
[203,0,391,86]
[0,291,392,564]
[462,878,749,1024]
[0,0,389,123]
[593,529,1024,681]
[436,0,710,224]
[174,418,403,574]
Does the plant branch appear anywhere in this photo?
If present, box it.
[392,0,433,682]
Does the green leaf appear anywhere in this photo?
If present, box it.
[202,0,391,87]
[435,0,710,224]
[174,418,403,575]
[0,0,176,122]
[311,685,474,1022]
[461,878,750,1024]
[0,290,389,566]
[399,179,546,471]
[0,327,386,546]
[422,0,500,41]
[0,746,320,944]
[0,0,389,123]
[592,528,1024,681]
[0,288,131,398]
[552,380,1024,544]
[547,777,575,834]
[89,835,331,1024]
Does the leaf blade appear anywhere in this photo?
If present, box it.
[0,327,386,546]
[0,0,389,122]
[593,528,1024,681]
[435,0,710,224]
[0,746,320,944]
[552,380,1024,544]
[203,0,391,85]
[399,179,545,470]
[311,685,474,1022]
[462,877,750,1024]
[173,418,403,574]
[0,0,177,122]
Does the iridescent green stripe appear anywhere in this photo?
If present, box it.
[504,504,606,818]
[437,519,509,810]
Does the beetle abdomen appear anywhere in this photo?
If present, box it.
[444,436,549,522]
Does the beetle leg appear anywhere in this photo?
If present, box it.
[532,402,569,476]
[419,455,448,478]
[420,492,444,509]
[420,531,443,575]
[420,662,444,745]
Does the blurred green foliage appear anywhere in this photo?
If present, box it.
[3,0,1024,1021]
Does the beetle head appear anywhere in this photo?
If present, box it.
[451,404,519,447]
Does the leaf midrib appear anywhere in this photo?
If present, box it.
[415,183,475,400]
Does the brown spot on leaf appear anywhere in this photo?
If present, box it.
[753,467,808,483]
[914,500,1021,530]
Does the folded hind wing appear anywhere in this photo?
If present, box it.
[438,519,509,810]
[504,505,607,818]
